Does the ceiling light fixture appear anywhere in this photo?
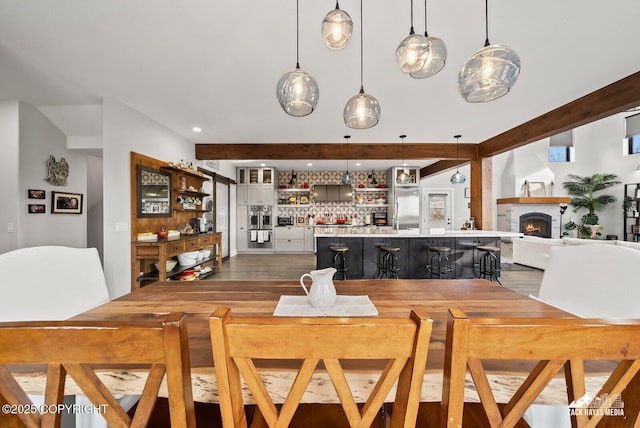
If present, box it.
[396,0,428,74]
[410,0,447,79]
[396,135,410,184]
[277,0,319,117]
[321,1,353,50]
[458,0,520,103]
[192,126,202,133]
[341,135,354,185]
[343,0,381,129]
[450,134,466,184]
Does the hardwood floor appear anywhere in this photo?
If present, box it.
[209,252,544,297]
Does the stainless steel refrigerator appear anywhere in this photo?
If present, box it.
[392,187,420,231]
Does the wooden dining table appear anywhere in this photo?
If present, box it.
[60,278,604,406]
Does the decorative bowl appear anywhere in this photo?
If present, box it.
[177,251,200,265]
[154,259,177,272]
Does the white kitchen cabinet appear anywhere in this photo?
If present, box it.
[237,205,248,252]
[304,226,315,252]
[247,186,274,205]
[274,226,305,253]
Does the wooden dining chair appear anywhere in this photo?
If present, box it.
[441,308,640,428]
[0,312,195,428]
[210,307,432,428]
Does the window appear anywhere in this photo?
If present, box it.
[548,130,574,162]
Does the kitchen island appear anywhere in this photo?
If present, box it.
[315,227,523,279]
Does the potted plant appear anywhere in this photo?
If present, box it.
[563,173,620,239]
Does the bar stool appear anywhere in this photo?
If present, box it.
[329,246,349,280]
[377,246,401,279]
[477,245,501,285]
[426,246,453,279]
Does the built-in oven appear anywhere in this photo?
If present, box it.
[248,206,273,249]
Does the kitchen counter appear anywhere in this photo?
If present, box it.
[315,229,522,279]
[314,227,523,238]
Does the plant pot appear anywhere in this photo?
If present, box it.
[587,224,600,239]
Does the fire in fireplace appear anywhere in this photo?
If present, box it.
[519,212,552,238]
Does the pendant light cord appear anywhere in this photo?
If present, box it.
[359,0,364,91]
[423,0,429,36]
[483,0,490,47]
[409,0,415,34]
[296,0,300,68]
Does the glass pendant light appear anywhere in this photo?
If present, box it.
[341,135,354,185]
[458,0,520,103]
[277,0,320,116]
[395,0,429,74]
[344,0,381,129]
[410,0,447,79]
[450,134,466,184]
[396,135,411,184]
[322,1,353,50]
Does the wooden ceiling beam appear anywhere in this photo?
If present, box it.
[195,143,477,161]
[478,70,640,158]
[420,160,468,177]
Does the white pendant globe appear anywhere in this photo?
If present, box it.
[276,67,320,117]
[450,171,466,184]
[458,44,521,103]
[410,36,447,78]
[343,89,381,129]
[395,33,429,74]
[322,8,353,50]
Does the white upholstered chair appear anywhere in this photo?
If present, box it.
[525,243,640,427]
[0,246,110,321]
[0,246,129,428]
[533,244,640,318]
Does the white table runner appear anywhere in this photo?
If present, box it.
[273,295,378,317]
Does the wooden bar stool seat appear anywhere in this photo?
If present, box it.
[426,246,453,279]
[377,246,401,279]
[329,246,349,280]
[477,245,501,285]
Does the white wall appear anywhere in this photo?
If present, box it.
[18,102,88,248]
[102,98,197,298]
[420,165,471,229]
[0,101,20,253]
[421,112,633,237]
[493,112,635,238]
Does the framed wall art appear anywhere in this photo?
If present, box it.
[28,189,46,199]
[28,204,45,214]
[51,191,83,214]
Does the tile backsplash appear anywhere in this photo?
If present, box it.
[276,170,389,224]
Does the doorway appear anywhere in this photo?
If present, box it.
[421,189,453,232]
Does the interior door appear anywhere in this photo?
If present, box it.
[421,189,452,232]
[216,181,230,258]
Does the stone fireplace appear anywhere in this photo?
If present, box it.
[497,197,571,239]
[519,212,552,238]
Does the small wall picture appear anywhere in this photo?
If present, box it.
[28,189,46,199]
[51,191,83,214]
[28,204,46,214]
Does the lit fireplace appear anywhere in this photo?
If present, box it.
[519,212,552,238]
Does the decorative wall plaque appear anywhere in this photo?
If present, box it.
[45,155,69,186]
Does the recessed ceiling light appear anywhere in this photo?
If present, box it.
[192,126,202,132]
[307,163,313,167]
[260,163,266,167]
[355,162,362,166]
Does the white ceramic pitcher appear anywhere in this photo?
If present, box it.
[299,267,337,308]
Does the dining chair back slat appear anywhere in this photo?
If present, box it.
[0,312,195,428]
[210,307,432,428]
[441,308,640,428]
